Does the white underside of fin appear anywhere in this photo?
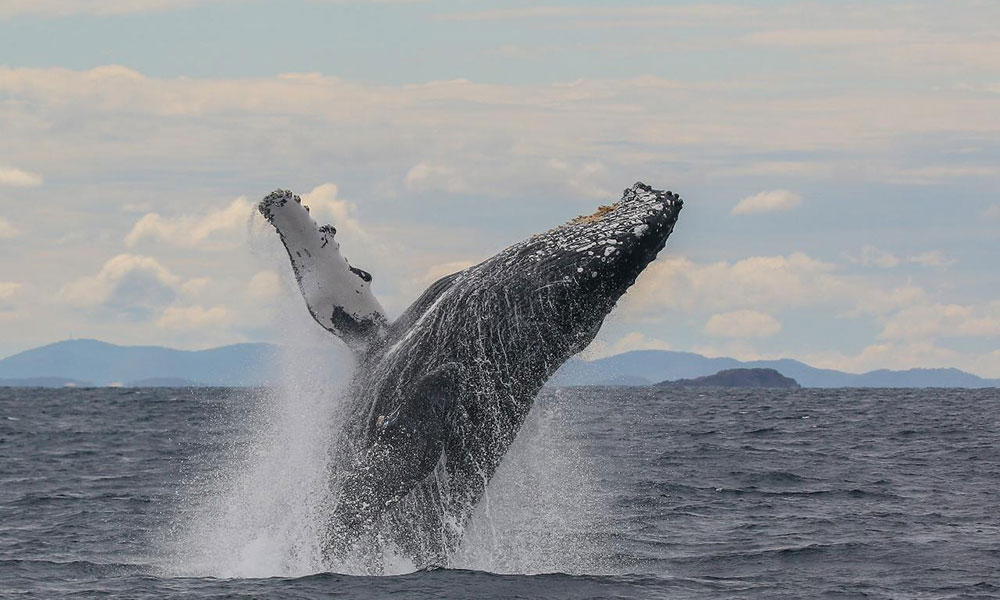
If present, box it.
[259,190,387,350]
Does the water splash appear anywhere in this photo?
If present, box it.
[454,389,612,575]
[162,380,609,578]
[160,211,612,578]
[161,290,355,578]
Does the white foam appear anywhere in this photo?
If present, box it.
[160,265,357,578]
[452,390,612,575]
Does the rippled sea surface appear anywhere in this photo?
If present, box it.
[2,386,999,599]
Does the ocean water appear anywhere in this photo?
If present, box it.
[1,386,998,599]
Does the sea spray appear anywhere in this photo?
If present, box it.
[159,206,374,578]
[161,277,356,578]
[454,388,613,575]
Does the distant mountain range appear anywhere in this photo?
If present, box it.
[0,339,278,387]
[550,349,1000,388]
[0,339,997,388]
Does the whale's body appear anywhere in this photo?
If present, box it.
[259,183,682,569]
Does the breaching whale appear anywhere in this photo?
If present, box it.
[258,182,682,569]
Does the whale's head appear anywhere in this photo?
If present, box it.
[386,182,682,367]
[390,182,682,363]
[546,182,682,298]
[502,182,682,353]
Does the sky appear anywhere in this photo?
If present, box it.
[0,0,998,376]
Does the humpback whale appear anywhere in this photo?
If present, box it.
[258,182,682,570]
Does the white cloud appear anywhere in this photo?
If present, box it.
[125,197,254,248]
[849,283,928,317]
[583,331,672,359]
[970,349,1000,379]
[416,260,475,287]
[246,270,283,299]
[623,252,932,335]
[0,0,422,18]
[909,250,955,268]
[180,277,212,297]
[887,165,1000,183]
[299,183,366,239]
[623,252,853,315]
[405,162,471,195]
[704,310,782,338]
[156,305,231,331]
[878,302,1000,341]
[744,28,906,48]
[0,281,22,300]
[847,246,954,269]
[437,5,758,23]
[848,245,901,269]
[121,201,152,213]
[57,254,181,310]
[806,341,962,375]
[0,0,201,17]
[720,161,833,178]
[1,64,998,208]
[985,204,1000,219]
[0,217,20,239]
[0,166,43,187]
[731,190,802,215]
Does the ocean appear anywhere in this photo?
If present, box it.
[1,386,998,599]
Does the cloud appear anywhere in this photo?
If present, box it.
[156,305,231,331]
[0,0,422,18]
[849,283,927,317]
[744,28,904,48]
[719,161,833,178]
[403,158,613,201]
[584,331,672,359]
[0,281,22,300]
[57,254,181,317]
[846,246,955,269]
[3,65,1000,204]
[704,310,782,338]
[0,281,21,315]
[180,277,211,297]
[437,5,758,23]
[0,0,202,17]
[805,340,962,375]
[909,250,955,268]
[878,302,1000,341]
[246,270,283,299]
[971,349,1000,379]
[0,217,20,239]
[986,204,1000,219]
[299,183,367,239]
[416,260,475,287]
[405,163,473,195]
[848,245,900,269]
[0,166,42,187]
[122,183,364,249]
[622,252,932,334]
[125,197,254,248]
[731,190,802,215]
[623,252,852,315]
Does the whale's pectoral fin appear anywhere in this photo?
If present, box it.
[259,189,388,352]
[334,363,461,532]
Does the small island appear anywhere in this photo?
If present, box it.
[656,368,801,389]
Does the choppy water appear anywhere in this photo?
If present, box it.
[1,386,999,599]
